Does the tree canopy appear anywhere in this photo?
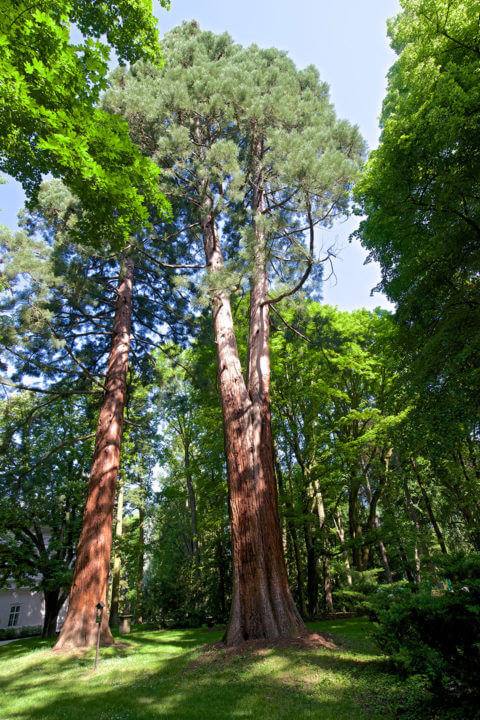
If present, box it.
[0,0,171,246]
[354,0,480,417]
[0,11,479,710]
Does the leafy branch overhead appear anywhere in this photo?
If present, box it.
[0,0,171,248]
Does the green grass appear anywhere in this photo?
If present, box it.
[0,618,421,720]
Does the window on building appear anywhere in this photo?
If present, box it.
[8,605,20,627]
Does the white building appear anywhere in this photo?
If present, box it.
[0,585,68,632]
[0,525,69,633]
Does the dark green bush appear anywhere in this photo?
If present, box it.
[0,625,42,640]
[374,553,480,707]
[333,568,385,616]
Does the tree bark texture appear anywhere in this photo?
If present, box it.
[201,192,304,644]
[55,257,134,650]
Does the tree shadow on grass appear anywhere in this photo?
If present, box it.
[0,628,417,720]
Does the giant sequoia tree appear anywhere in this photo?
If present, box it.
[106,23,363,643]
[1,180,190,648]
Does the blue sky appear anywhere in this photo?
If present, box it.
[1,0,400,310]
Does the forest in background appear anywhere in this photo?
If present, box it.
[1,0,479,713]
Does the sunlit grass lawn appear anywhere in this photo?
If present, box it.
[0,618,420,720]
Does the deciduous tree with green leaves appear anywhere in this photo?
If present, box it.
[354,0,480,420]
[0,0,171,246]
[0,393,92,637]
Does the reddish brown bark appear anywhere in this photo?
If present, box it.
[201,180,304,643]
[54,257,134,650]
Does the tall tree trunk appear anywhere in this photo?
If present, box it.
[410,458,447,554]
[376,531,393,583]
[201,181,304,644]
[274,444,307,618]
[216,534,228,619]
[109,474,125,627]
[135,501,144,623]
[323,556,334,614]
[334,511,353,585]
[384,490,415,582]
[403,477,431,561]
[403,476,435,582]
[183,438,200,571]
[287,481,307,619]
[314,482,333,613]
[303,518,319,617]
[349,478,364,571]
[42,589,67,639]
[365,478,393,583]
[55,257,134,650]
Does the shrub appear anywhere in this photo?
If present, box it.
[0,625,42,640]
[374,553,480,708]
[333,568,384,615]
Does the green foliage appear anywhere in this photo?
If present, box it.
[0,0,171,247]
[0,625,42,640]
[142,340,231,625]
[374,553,480,707]
[334,569,385,615]
[354,0,480,419]
[105,21,363,294]
[0,392,92,609]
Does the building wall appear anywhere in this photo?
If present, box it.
[0,588,68,632]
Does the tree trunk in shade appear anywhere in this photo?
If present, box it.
[349,477,365,571]
[365,477,393,583]
[410,458,447,554]
[323,556,334,613]
[135,502,145,623]
[54,257,134,650]
[109,474,124,627]
[314,482,333,613]
[383,488,416,582]
[201,177,304,644]
[334,511,353,585]
[183,437,201,572]
[304,518,319,617]
[274,447,307,618]
[42,589,67,639]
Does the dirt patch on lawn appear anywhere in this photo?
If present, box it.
[191,631,337,667]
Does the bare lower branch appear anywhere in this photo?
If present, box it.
[17,433,96,476]
[270,304,312,343]
[264,205,316,306]
[0,378,101,396]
